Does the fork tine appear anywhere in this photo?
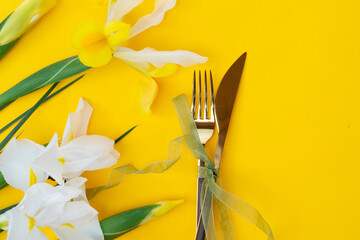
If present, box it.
[210,70,215,119]
[204,71,209,119]
[191,71,196,118]
[198,70,202,119]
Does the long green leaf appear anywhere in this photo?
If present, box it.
[0,76,82,190]
[0,204,16,215]
[0,13,20,60]
[0,56,91,109]
[0,75,84,135]
[115,125,138,144]
[0,82,58,151]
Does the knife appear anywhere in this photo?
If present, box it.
[214,52,247,169]
[195,53,247,240]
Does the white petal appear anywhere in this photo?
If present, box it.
[107,0,144,22]
[0,138,48,192]
[53,201,98,226]
[53,215,104,240]
[60,135,118,178]
[5,208,29,240]
[86,149,120,171]
[63,177,87,189]
[62,98,93,146]
[115,47,151,70]
[28,227,49,240]
[129,0,176,37]
[33,133,64,185]
[6,208,48,240]
[20,182,85,227]
[63,177,88,202]
[114,47,208,68]
[21,184,67,226]
[9,181,93,234]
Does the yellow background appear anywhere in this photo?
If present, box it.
[0,0,360,239]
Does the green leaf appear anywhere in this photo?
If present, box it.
[0,203,17,215]
[0,55,91,109]
[0,38,19,60]
[0,75,84,135]
[0,77,81,191]
[0,172,6,190]
[100,204,159,240]
[0,12,20,60]
[115,125,138,144]
[100,200,183,239]
[0,82,59,151]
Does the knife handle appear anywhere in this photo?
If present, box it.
[196,159,206,240]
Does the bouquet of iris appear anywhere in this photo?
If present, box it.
[0,1,208,239]
[0,97,183,240]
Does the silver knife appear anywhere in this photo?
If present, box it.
[214,52,247,169]
[195,53,247,240]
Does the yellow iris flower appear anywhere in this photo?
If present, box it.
[72,20,130,68]
[73,0,208,112]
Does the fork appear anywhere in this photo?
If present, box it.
[191,70,215,240]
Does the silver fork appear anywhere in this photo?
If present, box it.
[191,70,215,240]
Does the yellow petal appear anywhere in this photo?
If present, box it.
[138,75,159,114]
[28,216,35,231]
[71,19,105,49]
[78,39,113,67]
[115,58,159,113]
[58,157,65,165]
[104,20,131,50]
[148,63,178,78]
[61,223,74,228]
[29,168,37,187]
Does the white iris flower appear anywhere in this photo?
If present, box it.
[2,178,104,240]
[0,98,120,190]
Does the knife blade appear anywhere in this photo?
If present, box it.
[214,52,247,169]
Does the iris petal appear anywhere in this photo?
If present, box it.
[78,40,113,67]
[107,0,145,22]
[62,98,93,146]
[71,19,104,49]
[104,20,131,49]
[115,47,208,68]
[129,0,176,38]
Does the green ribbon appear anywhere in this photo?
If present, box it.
[173,94,274,240]
[83,93,273,240]
[86,135,183,199]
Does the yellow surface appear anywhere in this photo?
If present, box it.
[0,0,360,239]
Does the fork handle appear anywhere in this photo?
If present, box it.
[195,159,206,240]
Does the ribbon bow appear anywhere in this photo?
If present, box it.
[173,94,274,240]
